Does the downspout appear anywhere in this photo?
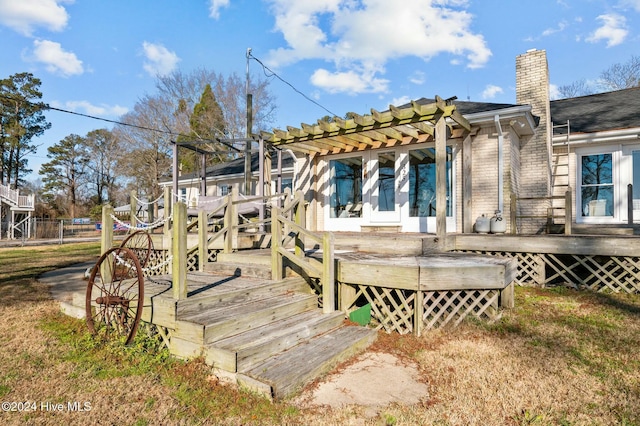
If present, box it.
[494,115,504,214]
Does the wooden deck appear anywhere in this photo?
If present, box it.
[78,269,377,400]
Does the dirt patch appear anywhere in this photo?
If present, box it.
[294,352,428,417]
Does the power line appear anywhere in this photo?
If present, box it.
[248,51,340,118]
[0,93,233,145]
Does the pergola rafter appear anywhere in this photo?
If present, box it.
[261,95,471,155]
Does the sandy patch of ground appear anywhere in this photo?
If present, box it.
[294,352,428,416]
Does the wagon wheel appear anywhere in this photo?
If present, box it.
[85,247,144,345]
[120,230,154,268]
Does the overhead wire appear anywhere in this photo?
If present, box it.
[247,51,340,118]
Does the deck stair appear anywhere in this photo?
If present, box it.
[165,272,376,399]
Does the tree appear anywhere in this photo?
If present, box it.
[599,55,640,91]
[0,72,51,188]
[115,68,277,198]
[39,134,89,218]
[556,79,596,99]
[114,94,174,208]
[177,83,228,170]
[557,55,640,99]
[84,128,122,206]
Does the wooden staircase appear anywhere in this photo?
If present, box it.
[168,263,377,400]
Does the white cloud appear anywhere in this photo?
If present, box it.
[549,84,561,100]
[310,68,389,94]
[619,0,640,12]
[541,20,568,37]
[209,0,230,19]
[0,0,72,36]
[390,96,411,107]
[481,84,503,100]
[32,39,83,77]
[409,71,426,85]
[51,100,128,117]
[586,14,628,47]
[142,42,180,77]
[266,0,491,95]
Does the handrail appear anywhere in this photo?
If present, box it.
[511,190,572,235]
[271,190,335,313]
[0,183,34,208]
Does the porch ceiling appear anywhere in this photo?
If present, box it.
[262,96,472,156]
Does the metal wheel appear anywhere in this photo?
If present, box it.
[120,230,154,268]
[85,247,144,345]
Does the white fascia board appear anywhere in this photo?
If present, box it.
[553,127,640,146]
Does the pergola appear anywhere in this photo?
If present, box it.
[261,96,473,244]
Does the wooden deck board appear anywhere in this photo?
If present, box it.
[241,325,377,399]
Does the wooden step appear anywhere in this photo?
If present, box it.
[238,325,378,399]
[204,310,345,372]
[204,260,272,279]
[176,276,310,318]
[175,292,319,345]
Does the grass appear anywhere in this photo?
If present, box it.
[0,242,639,425]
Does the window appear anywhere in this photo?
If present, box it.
[219,184,231,196]
[409,147,452,217]
[580,153,613,217]
[377,153,395,211]
[281,178,293,194]
[329,157,362,218]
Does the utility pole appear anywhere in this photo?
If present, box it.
[244,48,253,195]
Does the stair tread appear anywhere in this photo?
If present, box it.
[175,276,307,307]
[209,310,344,352]
[179,292,317,326]
[241,325,377,398]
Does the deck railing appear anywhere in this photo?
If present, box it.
[0,183,34,209]
[510,190,572,234]
[271,190,335,313]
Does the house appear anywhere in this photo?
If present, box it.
[164,49,640,236]
[550,86,640,226]
[161,151,295,208]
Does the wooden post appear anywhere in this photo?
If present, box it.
[510,192,517,235]
[414,290,424,336]
[223,187,238,254]
[294,192,306,257]
[565,188,573,235]
[271,205,283,280]
[500,282,515,309]
[198,209,207,272]
[101,204,114,283]
[172,202,187,300]
[322,232,335,314]
[435,117,447,250]
[627,184,633,225]
[101,204,114,254]
[163,186,172,236]
[130,190,137,230]
[340,284,357,313]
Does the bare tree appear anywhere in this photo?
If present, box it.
[556,79,596,99]
[599,55,640,91]
[114,95,174,204]
[84,128,122,206]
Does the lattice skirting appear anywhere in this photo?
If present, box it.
[145,249,221,276]
[457,250,640,294]
[420,289,501,330]
[343,284,503,335]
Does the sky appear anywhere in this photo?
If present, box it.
[1,0,639,183]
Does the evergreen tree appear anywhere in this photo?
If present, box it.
[39,134,89,218]
[0,72,51,188]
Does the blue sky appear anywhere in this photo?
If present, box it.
[1,0,639,182]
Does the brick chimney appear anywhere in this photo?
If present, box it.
[515,49,552,233]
